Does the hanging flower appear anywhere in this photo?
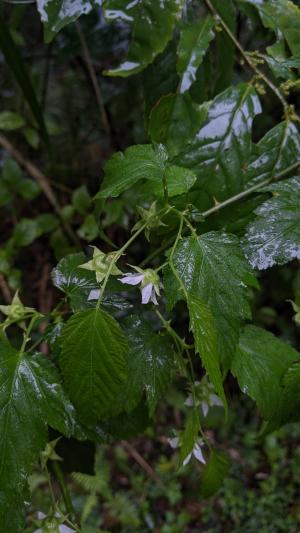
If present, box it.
[168,435,206,466]
[185,380,223,417]
[118,267,160,305]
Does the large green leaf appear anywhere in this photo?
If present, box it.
[174,84,262,200]
[200,451,230,498]
[60,309,128,424]
[104,0,184,76]
[0,339,76,517]
[165,232,257,370]
[231,325,299,420]
[177,15,215,93]
[243,177,300,269]
[210,0,236,92]
[265,362,300,432]
[37,0,102,41]
[95,144,196,199]
[241,0,300,56]
[148,94,208,157]
[243,121,300,186]
[121,316,173,415]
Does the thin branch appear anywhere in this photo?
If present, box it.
[75,21,112,138]
[0,133,79,246]
[0,274,12,303]
[205,0,300,121]
[121,440,165,487]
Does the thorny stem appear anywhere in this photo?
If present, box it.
[20,316,38,356]
[155,309,193,351]
[52,460,77,523]
[205,0,300,122]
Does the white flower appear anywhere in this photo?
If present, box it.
[168,435,206,466]
[34,512,75,533]
[184,381,223,418]
[118,268,160,305]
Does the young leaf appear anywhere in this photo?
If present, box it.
[104,0,184,77]
[177,15,215,93]
[174,84,262,200]
[243,177,300,269]
[60,309,128,424]
[166,232,256,369]
[200,451,230,498]
[0,111,25,131]
[120,316,174,415]
[231,325,299,420]
[0,339,76,515]
[148,94,208,157]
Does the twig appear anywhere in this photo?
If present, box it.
[121,440,165,487]
[75,21,111,138]
[0,273,12,303]
[0,133,79,246]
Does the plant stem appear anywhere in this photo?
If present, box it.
[52,460,77,522]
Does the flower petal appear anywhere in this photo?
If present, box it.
[119,273,144,285]
[141,283,153,304]
[183,452,192,466]
[168,437,180,449]
[210,394,223,407]
[184,395,194,407]
[201,401,209,417]
[88,289,101,301]
[193,443,206,464]
[150,287,158,305]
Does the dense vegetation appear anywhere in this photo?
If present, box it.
[0,0,300,530]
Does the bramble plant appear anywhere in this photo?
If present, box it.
[0,0,300,530]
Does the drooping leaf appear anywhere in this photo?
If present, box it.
[174,83,262,200]
[104,0,184,77]
[243,121,300,186]
[121,316,174,415]
[0,339,76,517]
[95,144,196,199]
[241,0,300,56]
[231,325,299,420]
[188,295,225,407]
[0,111,25,131]
[177,15,215,93]
[210,0,236,93]
[243,177,300,269]
[200,451,230,498]
[37,0,102,41]
[179,409,200,467]
[148,93,208,157]
[165,232,257,369]
[97,401,151,441]
[60,309,128,424]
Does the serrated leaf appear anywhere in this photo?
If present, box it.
[166,232,256,369]
[174,83,262,200]
[37,0,102,41]
[243,177,300,269]
[200,451,229,498]
[188,295,225,407]
[0,339,76,516]
[177,15,215,93]
[95,144,196,199]
[265,362,300,432]
[104,0,183,77]
[60,309,128,424]
[231,325,299,420]
[243,121,300,186]
[148,93,208,157]
[97,401,151,441]
[121,316,173,415]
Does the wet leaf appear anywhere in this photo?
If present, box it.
[243,177,300,269]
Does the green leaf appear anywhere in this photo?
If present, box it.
[243,177,300,269]
[188,295,225,407]
[165,232,256,369]
[0,111,25,130]
[241,0,300,56]
[0,338,76,513]
[72,185,92,215]
[77,214,99,242]
[179,410,200,467]
[148,93,208,157]
[97,401,151,441]
[243,121,300,186]
[121,316,173,415]
[60,309,128,424]
[175,84,262,200]
[265,362,300,432]
[141,165,197,198]
[104,0,184,77]
[200,451,230,498]
[231,325,299,420]
[37,0,102,41]
[210,0,236,92]
[177,15,215,93]
[95,144,196,199]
